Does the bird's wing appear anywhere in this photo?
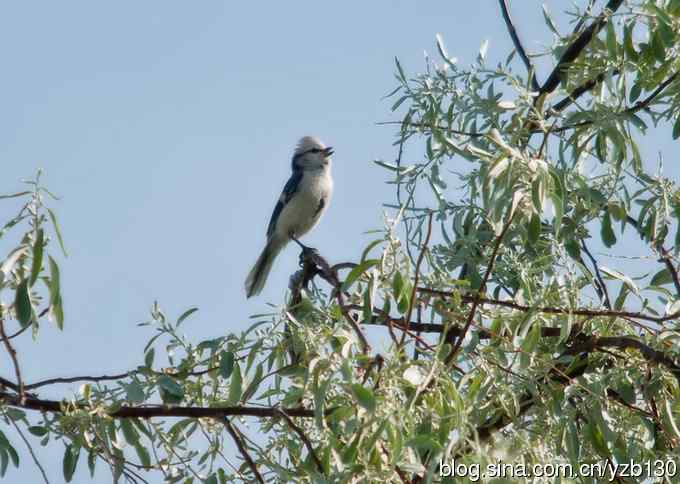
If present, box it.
[266,170,303,237]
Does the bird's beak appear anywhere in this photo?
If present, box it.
[323,147,334,157]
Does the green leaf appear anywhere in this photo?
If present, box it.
[341,259,379,291]
[241,363,263,402]
[157,375,184,404]
[14,279,32,327]
[606,20,617,59]
[134,443,151,468]
[351,384,376,412]
[629,83,642,103]
[227,363,242,405]
[564,239,581,259]
[29,229,44,286]
[144,347,155,369]
[521,321,541,353]
[623,23,638,61]
[63,444,78,483]
[0,247,28,282]
[47,207,68,257]
[4,409,24,422]
[673,115,680,140]
[176,307,198,327]
[601,211,617,248]
[542,4,559,35]
[48,255,64,329]
[528,213,541,244]
[651,268,673,287]
[219,351,235,379]
[0,191,30,200]
[601,266,639,296]
[120,419,139,446]
[124,381,145,403]
[28,426,48,437]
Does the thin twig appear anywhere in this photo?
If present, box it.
[222,418,265,484]
[657,246,680,298]
[8,418,50,484]
[375,121,483,138]
[581,241,612,309]
[498,0,540,92]
[445,210,516,365]
[400,212,434,346]
[276,409,324,475]
[0,319,24,402]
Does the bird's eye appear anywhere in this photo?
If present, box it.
[310,148,321,153]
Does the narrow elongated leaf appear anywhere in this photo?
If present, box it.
[650,268,673,287]
[63,444,78,482]
[176,307,198,327]
[47,208,68,257]
[601,211,616,248]
[341,259,379,291]
[228,363,242,405]
[14,279,32,327]
[351,384,376,412]
[29,229,44,286]
[219,351,235,379]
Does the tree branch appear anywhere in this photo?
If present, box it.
[657,246,680,298]
[565,335,680,386]
[222,418,265,484]
[498,0,540,92]
[401,211,433,346]
[419,288,680,325]
[0,319,24,402]
[445,210,516,366]
[0,391,317,419]
[291,248,370,354]
[580,240,612,309]
[276,409,324,475]
[540,0,624,96]
[546,69,620,118]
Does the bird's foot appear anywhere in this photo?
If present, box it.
[298,246,319,266]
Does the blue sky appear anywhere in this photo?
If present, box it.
[0,1,676,482]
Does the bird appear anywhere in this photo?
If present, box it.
[245,136,334,298]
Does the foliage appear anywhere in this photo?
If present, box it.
[2,1,680,483]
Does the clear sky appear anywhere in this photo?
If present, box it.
[0,1,676,482]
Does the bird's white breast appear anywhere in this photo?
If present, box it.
[275,168,333,240]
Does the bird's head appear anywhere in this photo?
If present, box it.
[291,136,333,171]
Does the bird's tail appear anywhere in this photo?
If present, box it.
[245,236,286,298]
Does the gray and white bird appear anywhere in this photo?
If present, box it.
[245,136,334,298]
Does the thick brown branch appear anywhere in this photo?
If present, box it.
[0,391,316,419]
[566,335,680,385]
[498,0,540,92]
[419,288,680,325]
[546,69,620,117]
[540,0,624,96]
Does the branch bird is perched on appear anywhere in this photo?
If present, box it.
[245,136,334,298]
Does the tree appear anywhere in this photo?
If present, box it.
[1,1,680,482]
